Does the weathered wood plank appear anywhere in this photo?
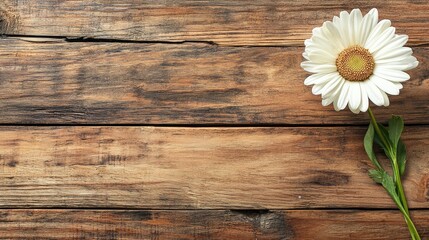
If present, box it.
[0,209,427,239]
[1,1,428,46]
[0,126,428,209]
[0,38,427,124]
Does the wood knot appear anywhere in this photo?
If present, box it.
[0,7,18,34]
[231,210,294,239]
[307,170,350,186]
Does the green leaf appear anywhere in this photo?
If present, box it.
[364,123,382,170]
[368,166,403,207]
[397,139,407,176]
[388,115,404,149]
[374,123,394,159]
[370,169,400,202]
[378,123,392,147]
[368,169,383,184]
[380,171,400,202]
[377,171,404,211]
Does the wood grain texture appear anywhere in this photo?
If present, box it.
[0,1,428,46]
[0,209,427,240]
[0,126,428,209]
[0,38,427,124]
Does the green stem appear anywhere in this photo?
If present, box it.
[367,108,391,152]
[392,156,409,214]
[368,107,420,240]
[391,194,421,240]
[368,108,409,210]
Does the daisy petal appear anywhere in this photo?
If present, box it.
[403,60,419,71]
[312,82,329,95]
[373,67,410,82]
[367,27,396,53]
[359,82,369,112]
[312,27,322,36]
[304,73,323,85]
[323,78,345,108]
[348,82,361,112]
[375,64,409,71]
[304,72,338,86]
[365,19,391,48]
[353,104,362,114]
[358,8,377,45]
[333,91,342,111]
[375,55,414,65]
[381,90,390,107]
[333,101,340,111]
[322,97,334,106]
[301,61,337,74]
[302,52,310,60]
[311,35,337,54]
[339,11,351,46]
[384,56,420,71]
[350,9,363,45]
[337,81,350,110]
[323,21,345,49]
[364,80,384,106]
[394,82,403,90]
[349,103,361,114]
[370,75,400,95]
[332,16,349,47]
[376,56,419,71]
[308,49,336,63]
[373,35,408,57]
[375,47,412,61]
[368,8,379,30]
[321,75,344,98]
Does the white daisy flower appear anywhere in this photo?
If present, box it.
[301,8,419,114]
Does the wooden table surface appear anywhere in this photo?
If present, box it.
[0,1,428,239]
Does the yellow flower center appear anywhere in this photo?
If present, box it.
[336,45,375,82]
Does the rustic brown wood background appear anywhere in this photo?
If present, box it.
[0,1,428,239]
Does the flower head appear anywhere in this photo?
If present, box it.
[301,8,419,113]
